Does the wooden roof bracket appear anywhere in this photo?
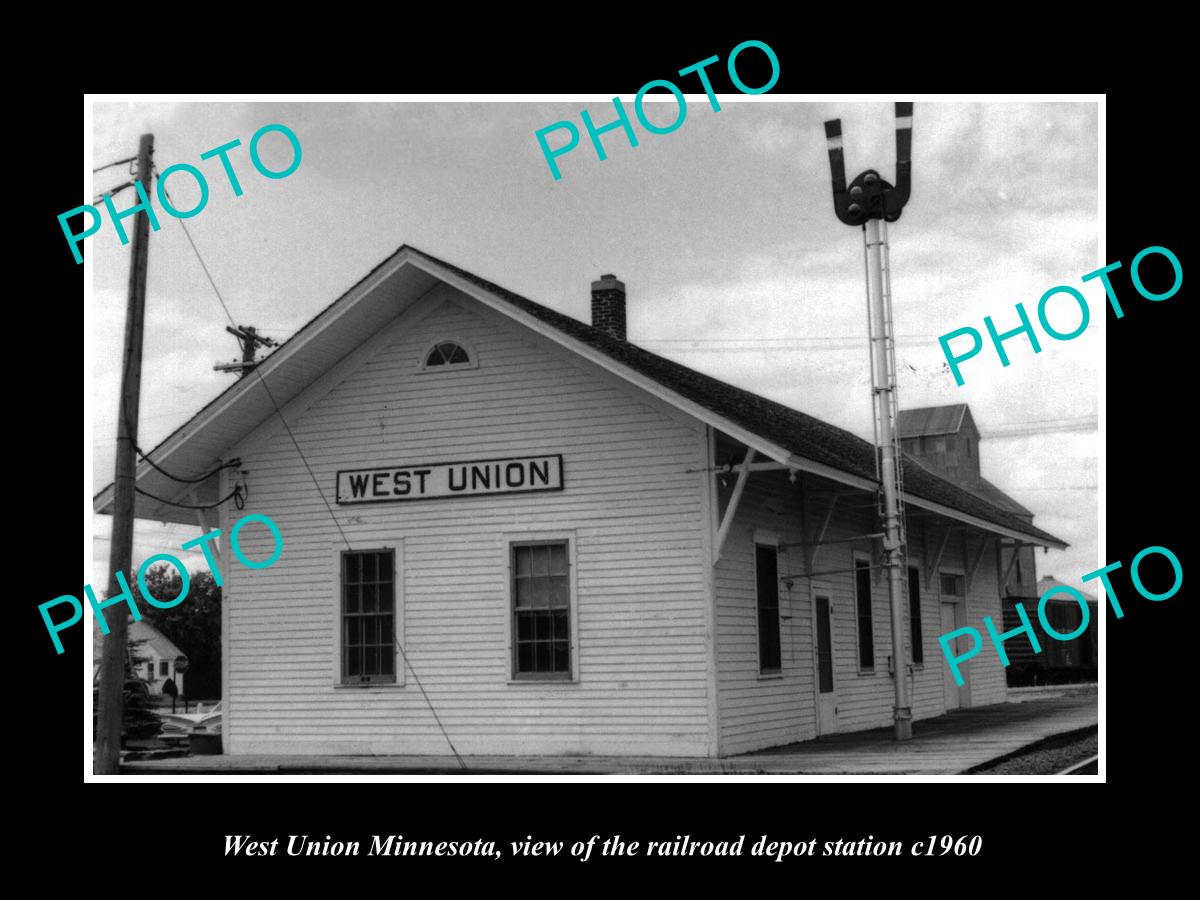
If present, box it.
[714,446,755,563]
[925,526,951,589]
[964,533,990,594]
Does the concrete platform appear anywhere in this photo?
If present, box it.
[120,687,1097,775]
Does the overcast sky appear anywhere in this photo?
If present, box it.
[88,98,1099,587]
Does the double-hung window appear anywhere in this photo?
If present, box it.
[755,544,782,673]
[341,549,396,684]
[511,541,572,679]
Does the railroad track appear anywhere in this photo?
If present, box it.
[1055,754,1098,775]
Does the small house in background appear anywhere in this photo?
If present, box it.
[92,619,186,696]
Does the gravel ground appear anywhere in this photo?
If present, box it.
[970,728,1097,775]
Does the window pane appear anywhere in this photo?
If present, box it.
[379,615,393,645]
[535,641,552,672]
[816,597,834,693]
[856,563,873,618]
[447,345,470,364]
[379,582,394,613]
[908,567,924,665]
[515,547,531,576]
[530,578,549,608]
[553,610,569,639]
[363,646,377,677]
[532,545,549,577]
[364,616,378,646]
[344,618,355,646]
[379,650,394,675]
[535,611,551,641]
[425,348,445,366]
[549,543,567,575]
[378,554,393,583]
[756,545,781,671]
[345,584,359,614]
[362,554,377,582]
[515,577,532,607]
[759,614,781,670]
[855,560,874,668]
[347,646,361,677]
[517,612,533,640]
[345,554,359,583]
[362,583,377,613]
[549,575,569,606]
[553,641,569,672]
[517,642,533,673]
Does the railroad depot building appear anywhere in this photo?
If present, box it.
[96,246,1066,758]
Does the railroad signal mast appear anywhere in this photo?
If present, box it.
[824,103,915,741]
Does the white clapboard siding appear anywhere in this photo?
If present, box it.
[219,287,712,756]
[714,470,1012,755]
[713,474,817,755]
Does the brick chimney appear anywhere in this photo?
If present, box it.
[591,274,626,340]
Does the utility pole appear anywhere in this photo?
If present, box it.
[95,133,153,774]
[214,325,278,378]
[823,104,914,741]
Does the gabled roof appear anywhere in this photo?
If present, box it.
[897,404,971,439]
[93,618,183,663]
[95,245,1066,549]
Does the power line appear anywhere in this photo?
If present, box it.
[1010,486,1098,491]
[394,634,466,770]
[92,180,135,205]
[93,155,136,173]
[136,485,245,510]
[642,330,1097,347]
[986,415,1097,426]
[985,424,1097,438]
[135,445,241,484]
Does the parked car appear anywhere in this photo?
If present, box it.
[155,702,222,744]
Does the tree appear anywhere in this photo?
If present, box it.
[92,635,160,744]
[139,566,222,699]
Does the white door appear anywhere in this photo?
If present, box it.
[940,602,961,710]
[814,592,837,734]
